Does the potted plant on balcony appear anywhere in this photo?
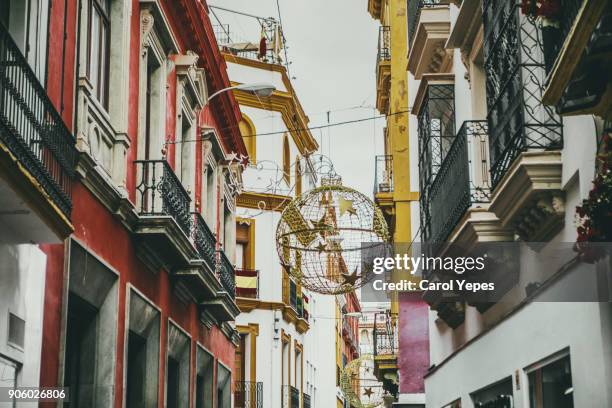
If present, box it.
[574,132,612,263]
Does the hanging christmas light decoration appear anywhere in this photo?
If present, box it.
[276,175,389,295]
[340,355,386,408]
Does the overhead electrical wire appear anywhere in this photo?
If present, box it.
[168,109,409,145]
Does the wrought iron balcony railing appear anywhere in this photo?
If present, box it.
[234,381,263,408]
[290,386,300,408]
[421,121,491,244]
[373,312,397,357]
[217,249,236,298]
[0,22,77,217]
[289,278,297,310]
[192,212,217,269]
[373,326,397,357]
[417,83,455,243]
[377,26,391,63]
[303,393,311,408]
[374,155,393,194]
[541,0,585,74]
[235,268,259,298]
[483,0,563,188]
[408,0,449,46]
[282,385,300,408]
[135,159,192,235]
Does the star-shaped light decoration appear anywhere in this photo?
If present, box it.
[238,154,250,169]
[341,267,360,285]
[315,241,327,254]
[310,215,332,237]
[339,197,357,216]
[363,387,374,398]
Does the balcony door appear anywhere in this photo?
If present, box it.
[0,0,49,82]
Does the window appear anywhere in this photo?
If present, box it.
[528,354,574,408]
[239,115,257,162]
[166,323,190,408]
[195,347,214,408]
[88,0,111,108]
[142,53,163,160]
[295,156,302,196]
[217,363,231,408]
[125,290,160,408]
[283,133,290,184]
[470,377,513,408]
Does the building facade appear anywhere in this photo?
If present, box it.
[403,1,612,407]
[367,0,430,405]
[1,0,249,407]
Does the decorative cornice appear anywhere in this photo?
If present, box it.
[237,191,291,212]
[222,53,319,155]
[407,4,452,79]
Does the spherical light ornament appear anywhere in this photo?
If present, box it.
[340,355,385,408]
[276,177,389,295]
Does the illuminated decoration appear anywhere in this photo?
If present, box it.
[339,355,385,408]
[276,175,389,295]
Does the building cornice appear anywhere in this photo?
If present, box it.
[237,191,291,212]
[222,53,319,155]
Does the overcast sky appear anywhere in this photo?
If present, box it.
[211,0,385,196]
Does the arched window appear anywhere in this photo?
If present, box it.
[283,133,290,185]
[238,114,256,162]
[295,155,302,196]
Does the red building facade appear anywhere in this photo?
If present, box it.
[0,0,244,407]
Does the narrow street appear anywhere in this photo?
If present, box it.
[0,1,610,407]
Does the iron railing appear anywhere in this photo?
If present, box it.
[192,212,217,270]
[289,279,297,310]
[303,393,311,408]
[235,268,259,298]
[0,21,77,217]
[290,386,300,408]
[408,0,449,47]
[135,159,192,235]
[417,83,455,245]
[282,385,300,408]
[483,0,563,188]
[374,155,393,194]
[421,121,491,244]
[541,0,585,73]
[234,381,263,408]
[373,313,397,357]
[377,26,391,63]
[217,250,236,298]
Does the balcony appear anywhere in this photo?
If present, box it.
[372,313,398,397]
[282,276,309,333]
[282,385,300,408]
[133,159,197,270]
[483,0,565,243]
[235,268,259,298]
[376,26,392,113]
[200,249,239,323]
[542,0,612,115]
[407,0,452,79]
[303,393,311,408]
[0,21,78,242]
[421,121,500,245]
[374,154,393,197]
[234,381,263,408]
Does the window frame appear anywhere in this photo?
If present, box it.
[87,0,111,109]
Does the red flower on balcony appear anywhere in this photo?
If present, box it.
[574,133,612,263]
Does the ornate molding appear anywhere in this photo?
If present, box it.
[489,151,564,244]
[407,5,452,79]
[237,191,291,212]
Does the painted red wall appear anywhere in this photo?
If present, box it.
[38,1,241,406]
[398,292,430,394]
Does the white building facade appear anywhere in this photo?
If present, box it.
[401,1,612,407]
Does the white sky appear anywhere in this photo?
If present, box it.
[211,0,385,196]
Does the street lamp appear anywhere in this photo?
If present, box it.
[207,82,276,104]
